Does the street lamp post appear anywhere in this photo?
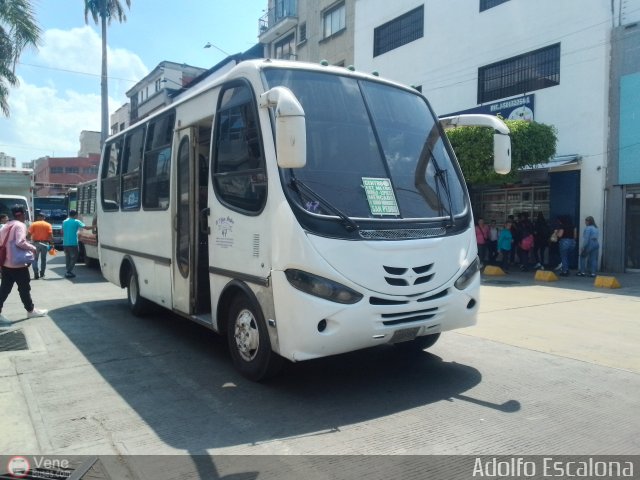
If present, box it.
[203,41,231,57]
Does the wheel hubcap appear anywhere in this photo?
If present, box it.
[234,309,259,362]
[129,275,138,303]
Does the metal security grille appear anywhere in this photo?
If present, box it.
[478,43,560,104]
[374,6,424,57]
[0,329,28,352]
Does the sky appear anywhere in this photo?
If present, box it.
[0,0,268,165]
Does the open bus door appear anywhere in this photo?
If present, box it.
[172,127,211,317]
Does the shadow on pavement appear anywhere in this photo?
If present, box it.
[45,295,521,455]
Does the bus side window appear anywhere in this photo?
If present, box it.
[101,139,122,211]
[213,83,266,213]
[143,111,174,210]
[121,126,144,211]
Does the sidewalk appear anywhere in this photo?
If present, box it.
[461,266,640,373]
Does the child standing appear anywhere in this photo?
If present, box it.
[498,220,513,272]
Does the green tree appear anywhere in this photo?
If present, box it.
[84,0,130,146]
[446,119,557,184]
[0,0,41,116]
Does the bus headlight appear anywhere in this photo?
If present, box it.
[285,269,363,304]
[454,257,480,290]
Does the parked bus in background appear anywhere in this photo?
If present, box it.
[75,180,99,267]
[33,196,67,248]
[97,59,511,381]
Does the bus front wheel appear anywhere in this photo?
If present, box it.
[127,269,151,316]
[227,295,283,381]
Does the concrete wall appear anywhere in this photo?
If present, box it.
[605,21,640,271]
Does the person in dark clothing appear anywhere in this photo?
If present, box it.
[555,215,577,276]
[517,212,534,270]
[533,212,550,269]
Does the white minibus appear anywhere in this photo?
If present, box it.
[97,59,511,380]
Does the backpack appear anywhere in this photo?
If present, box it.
[520,234,534,251]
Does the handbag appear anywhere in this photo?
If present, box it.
[8,228,35,265]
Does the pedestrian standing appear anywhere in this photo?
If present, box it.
[533,212,550,270]
[0,214,8,229]
[62,210,92,278]
[28,212,54,279]
[577,216,600,277]
[555,215,577,277]
[488,219,499,264]
[475,218,489,267]
[498,220,514,273]
[0,206,48,323]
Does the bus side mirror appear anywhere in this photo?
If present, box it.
[439,114,512,175]
[493,133,511,175]
[260,87,307,169]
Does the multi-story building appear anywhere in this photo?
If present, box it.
[78,130,101,158]
[259,0,355,65]
[126,61,208,123]
[345,0,636,273]
[33,156,100,196]
[0,152,16,168]
[110,103,130,135]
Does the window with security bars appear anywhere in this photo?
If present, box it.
[374,6,424,57]
[480,0,510,12]
[478,43,560,104]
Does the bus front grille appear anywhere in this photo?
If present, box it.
[359,227,447,240]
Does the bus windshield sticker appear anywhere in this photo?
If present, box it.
[362,177,399,216]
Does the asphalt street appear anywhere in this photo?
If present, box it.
[1,256,639,464]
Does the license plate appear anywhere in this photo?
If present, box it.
[390,327,420,343]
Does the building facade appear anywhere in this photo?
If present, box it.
[0,152,17,168]
[350,0,639,272]
[259,0,355,65]
[33,155,100,196]
[125,61,207,124]
[78,130,101,158]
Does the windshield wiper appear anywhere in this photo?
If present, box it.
[428,148,455,228]
[289,172,359,232]
[415,127,455,228]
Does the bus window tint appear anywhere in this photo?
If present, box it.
[101,138,122,211]
[213,84,266,213]
[143,112,174,210]
[121,127,144,211]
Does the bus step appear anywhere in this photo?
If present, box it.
[191,313,213,327]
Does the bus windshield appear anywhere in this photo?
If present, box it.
[34,197,68,221]
[263,68,466,222]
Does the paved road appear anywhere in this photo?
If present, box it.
[1,257,639,463]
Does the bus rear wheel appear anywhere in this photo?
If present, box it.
[227,295,283,381]
[127,269,151,316]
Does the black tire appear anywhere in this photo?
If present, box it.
[127,269,151,316]
[394,333,441,352]
[227,294,283,381]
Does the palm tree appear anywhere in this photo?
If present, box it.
[0,0,41,116]
[84,0,130,147]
